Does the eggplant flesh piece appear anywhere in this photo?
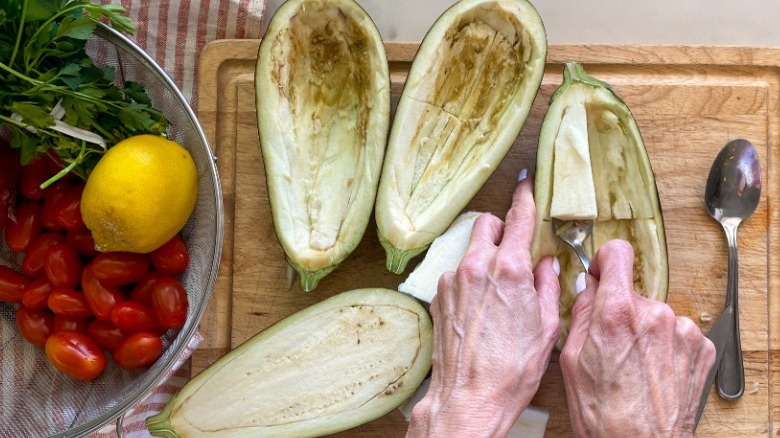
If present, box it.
[531,63,668,347]
[255,0,390,290]
[146,288,433,438]
[375,0,547,274]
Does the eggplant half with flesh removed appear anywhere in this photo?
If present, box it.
[255,0,390,291]
[146,288,433,438]
[531,63,669,347]
[375,0,548,273]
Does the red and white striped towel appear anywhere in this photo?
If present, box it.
[105,0,265,108]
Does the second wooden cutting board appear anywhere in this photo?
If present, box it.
[194,40,780,437]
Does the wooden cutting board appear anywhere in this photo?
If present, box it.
[193,40,780,437]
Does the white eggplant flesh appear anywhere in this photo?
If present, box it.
[146,288,433,437]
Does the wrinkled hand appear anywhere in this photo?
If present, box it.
[560,240,716,438]
[407,176,561,437]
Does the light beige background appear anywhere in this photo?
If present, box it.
[262,0,780,45]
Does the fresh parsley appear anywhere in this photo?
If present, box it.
[0,0,170,186]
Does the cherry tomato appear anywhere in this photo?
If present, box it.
[113,332,163,369]
[130,271,162,306]
[41,180,71,231]
[45,331,106,380]
[16,306,54,347]
[47,289,93,318]
[110,302,163,335]
[22,232,65,277]
[0,143,22,190]
[22,276,53,309]
[0,265,29,303]
[0,187,15,231]
[81,267,123,322]
[53,183,85,232]
[89,252,149,286]
[66,228,98,257]
[5,200,43,253]
[149,235,189,275]
[53,314,90,333]
[19,156,50,200]
[44,243,82,289]
[151,276,188,330]
[87,320,125,352]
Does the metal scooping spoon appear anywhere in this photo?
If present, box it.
[704,138,761,401]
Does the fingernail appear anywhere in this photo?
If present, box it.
[575,272,587,295]
[517,168,528,182]
[552,257,560,276]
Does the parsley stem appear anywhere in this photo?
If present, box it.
[0,60,41,85]
[41,140,87,189]
[10,0,29,67]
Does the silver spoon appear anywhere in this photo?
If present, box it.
[704,138,761,401]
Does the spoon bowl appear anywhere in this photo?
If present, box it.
[704,138,761,401]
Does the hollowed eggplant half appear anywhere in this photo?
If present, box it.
[531,63,669,347]
[255,0,390,290]
[375,0,547,273]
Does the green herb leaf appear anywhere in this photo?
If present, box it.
[0,0,169,185]
[56,16,97,40]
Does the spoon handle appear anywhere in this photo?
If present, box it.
[717,223,744,400]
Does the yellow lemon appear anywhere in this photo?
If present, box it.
[81,134,198,253]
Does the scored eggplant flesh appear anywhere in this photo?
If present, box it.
[271,7,370,251]
[377,0,547,274]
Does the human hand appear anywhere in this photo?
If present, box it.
[560,239,716,438]
[407,174,561,437]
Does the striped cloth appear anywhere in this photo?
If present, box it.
[89,1,265,436]
[105,0,265,108]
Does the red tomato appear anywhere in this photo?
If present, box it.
[0,187,15,231]
[87,320,125,352]
[22,277,53,309]
[151,276,189,329]
[0,143,22,190]
[19,156,50,200]
[53,314,90,333]
[113,332,163,369]
[89,252,149,286]
[22,232,65,277]
[5,200,43,253]
[41,180,70,231]
[149,235,189,275]
[53,183,85,232]
[45,331,106,380]
[66,228,98,257]
[44,243,82,289]
[110,302,163,335]
[47,289,93,318]
[0,265,29,303]
[130,271,162,306]
[81,267,123,322]
[16,306,54,347]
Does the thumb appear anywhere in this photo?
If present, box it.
[563,272,597,354]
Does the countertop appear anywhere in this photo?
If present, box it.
[262,0,780,46]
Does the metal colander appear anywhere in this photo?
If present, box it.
[0,24,223,437]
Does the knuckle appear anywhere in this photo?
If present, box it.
[646,302,677,327]
[505,198,535,228]
[493,255,532,283]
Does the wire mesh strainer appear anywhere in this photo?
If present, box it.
[0,23,223,438]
